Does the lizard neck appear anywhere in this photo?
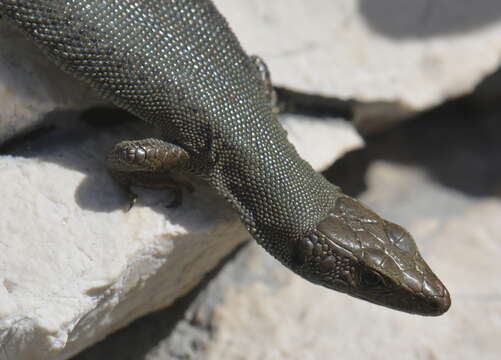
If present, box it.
[207,121,341,255]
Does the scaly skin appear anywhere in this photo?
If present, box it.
[0,0,450,315]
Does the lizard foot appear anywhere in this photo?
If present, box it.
[106,138,192,210]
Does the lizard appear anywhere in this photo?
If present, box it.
[0,0,450,316]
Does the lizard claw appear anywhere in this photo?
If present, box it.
[126,190,138,212]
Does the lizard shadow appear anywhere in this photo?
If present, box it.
[1,107,141,212]
[61,95,501,360]
[324,98,501,200]
[0,107,228,228]
[358,0,501,39]
[6,96,501,218]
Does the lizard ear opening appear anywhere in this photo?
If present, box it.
[291,237,313,268]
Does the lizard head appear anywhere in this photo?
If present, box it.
[290,196,450,316]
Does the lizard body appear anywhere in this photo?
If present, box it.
[0,0,450,315]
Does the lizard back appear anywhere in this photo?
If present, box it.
[0,0,269,163]
[1,0,338,239]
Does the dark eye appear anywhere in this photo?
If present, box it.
[360,269,385,287]
[292,237,314,268]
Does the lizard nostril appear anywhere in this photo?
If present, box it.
[428,292,451,316]
[421,279,451,316]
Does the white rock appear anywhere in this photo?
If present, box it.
[0,2,362,358]
[76,115,501,359]
[3,1,498,357]
[214,0,501,109]
[0,22,103,144]
[0,98,361,359]
[177,165,501,360]
[4,0,501,145]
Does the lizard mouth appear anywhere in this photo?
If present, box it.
[412,278,451,316]
[350,273,451,316]
[423,292,451,316]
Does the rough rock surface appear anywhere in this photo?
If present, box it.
[4,0,501,142]
[0,22,102,144]
[215,0,501,109]
[0,7,364,359]
[0,107,360,360]
[75,99,501,360]
[2,1,501,359]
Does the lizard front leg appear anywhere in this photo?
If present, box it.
[107,138,193,209]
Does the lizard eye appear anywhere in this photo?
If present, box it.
[360,269,385,288]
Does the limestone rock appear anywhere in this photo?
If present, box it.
[7,1,501,358]
[0,22,103,144]
[215,0,501,110]
[76,105,501,360]
[0,7,363,358]
[0,104,360,360]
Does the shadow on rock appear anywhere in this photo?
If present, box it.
[1,108,202,212]
[358,0,501,39]
[326,99,501,199]
[0,108,142,212]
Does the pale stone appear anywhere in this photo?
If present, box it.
[0,104,360,360]
[0,11,362,358]
[9,0,501,358]
[4,0,501,145]
[0,22,102,144]
[214,0,501,110]
[201,165,501,360]
[107,115,500,360]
